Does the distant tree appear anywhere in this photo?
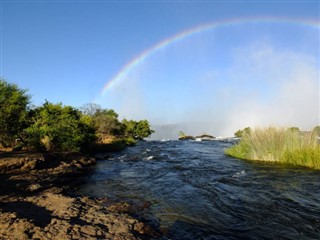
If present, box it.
[134,120,155,140]
[0,79,30,147]
[178,131,186,138]
[234,130,242,138]
[24,101,96,151]
[234,127,251,138]
[80,103,102,116]
[122,119,154,140]
[312,126,320,137]
[92,109,123,136]
[288,127,300,132]
[96,109,119,118]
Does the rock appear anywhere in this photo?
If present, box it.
[178,135,195,140]
[0,151,157,239]
[27,184,41,192]
[195,134,215,140]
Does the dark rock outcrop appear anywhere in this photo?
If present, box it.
[178,135,195,140]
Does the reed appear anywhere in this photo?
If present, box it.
[225,127,320,169]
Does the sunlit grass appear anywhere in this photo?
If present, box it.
[225,127,320,170]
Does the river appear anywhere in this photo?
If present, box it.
[76,140,320,239]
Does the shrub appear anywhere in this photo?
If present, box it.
[234,127,251,138]
[0,79,30,147]
[25,101,96,152]
[92,110,124,136]
[122,119,154,140]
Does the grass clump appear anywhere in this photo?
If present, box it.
[225,127,320,170]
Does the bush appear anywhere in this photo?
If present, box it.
[92,109,124,136]
[225,127,320,169]
[122,119,154,140]
[0,79,30,147]
[234,127,251,138]
[25,101,96,152]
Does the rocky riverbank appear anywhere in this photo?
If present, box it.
[0,151,157,240]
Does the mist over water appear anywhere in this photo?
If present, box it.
[150,122,224,140]
[97,22,319,137]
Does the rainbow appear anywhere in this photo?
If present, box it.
[100,17,319,95]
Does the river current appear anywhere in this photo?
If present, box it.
[77,140,320,239]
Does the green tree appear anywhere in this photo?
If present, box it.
[80,103,102,116]
[234,127,251,138]
[122,119,154,140]
[135,120,154,140]
[0,79,30,147]
[25,101,96,151]
[92,109,123,136]
[179,131,186,138]
[312,126,320,137]
[288,127,300,132]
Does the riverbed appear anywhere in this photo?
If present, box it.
[77,140,320,239]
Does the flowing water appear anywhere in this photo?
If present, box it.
[77,140,320,239]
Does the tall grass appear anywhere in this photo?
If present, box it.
[225,127,320,170]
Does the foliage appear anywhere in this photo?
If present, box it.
[81,105,154,148]
[81,104,124,138]
[92,109,124,136]
[312,126,320,137]
[0,80,155,152]
[123,137,137,146]
[89,140,126,153]
[179,131,186,138]
[122,119,154,140]
[234,127,251,138]
[24,101,96,151]
[287,126,300,132]
[225,127,320,170]
[0,79,30,147]
[80,103,102,116]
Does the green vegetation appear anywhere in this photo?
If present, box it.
[313,126,320,137]
[287,126,300,132]
[0,79,154,152]
[226,127,320,170]
[121,119,154,145]
[92,108,124,137]
[178,131,186,138]
[0,80,30,147]
[123,119,154,140]
[24,101,96,152]
[234,127,251,138]
[178,131,195,140]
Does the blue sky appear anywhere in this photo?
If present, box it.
[1,0,319,136]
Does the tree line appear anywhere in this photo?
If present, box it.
[0,79,154,152]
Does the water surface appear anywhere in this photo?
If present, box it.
[77,140,320,239]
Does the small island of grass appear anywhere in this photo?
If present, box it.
[225,126,320,170]
[178,131,195,140]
